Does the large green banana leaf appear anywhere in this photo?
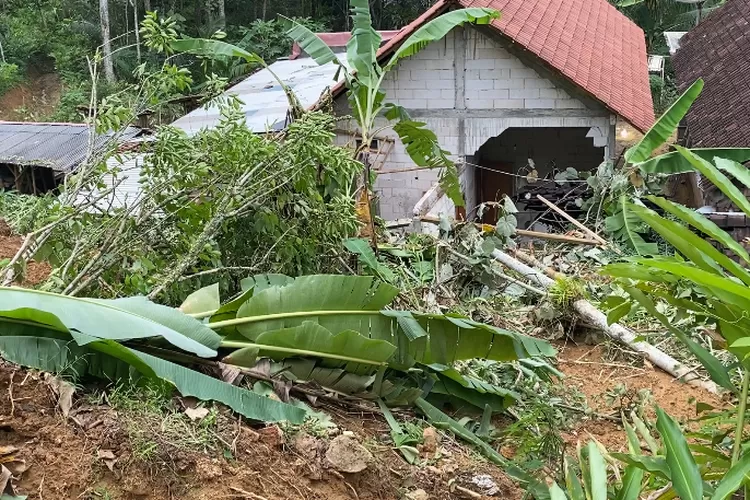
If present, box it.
[171,38,265,65]
[0,325,306,423]
[0,287,217,357]
[385,8,500,71]
[656,407,703,500]
[627,202,750,285]
[179,283,220,316]
[625,79,703,165]
[637,148,750,175]
[0,324,305,423]
[282,17,339,66]
[212,275,554,368]
[347,0,382,88]
[604,196,657,255]
[646,195,750,265]
[675,146,750,218]
[223,321,398,375]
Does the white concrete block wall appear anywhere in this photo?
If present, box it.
[381,31,456,110]
[464,29,587,111]
[332,25,612,220]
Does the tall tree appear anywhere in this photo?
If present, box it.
[218,0,226,29]
[99,0,116,82]
[133,0,142,63]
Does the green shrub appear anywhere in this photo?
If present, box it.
[0,62,22,96]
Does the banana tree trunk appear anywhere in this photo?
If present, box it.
[99,0,116,83]
[491,249,721,394]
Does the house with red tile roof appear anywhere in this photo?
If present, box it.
[330,0,654,222]
[174,0,653,223]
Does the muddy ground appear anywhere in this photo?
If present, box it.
[0,341,724,500]
[0,71,62,122]
[557,342,724,451]
[0,219,51,286]
[0,362,522,500]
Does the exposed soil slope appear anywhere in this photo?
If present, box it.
[0,72,62,121]
[557,341,725,451]
[0,362,521,500]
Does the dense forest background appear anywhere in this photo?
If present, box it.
[0,0,723,122]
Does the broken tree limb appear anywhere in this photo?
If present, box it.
[536,195,608,246]
[419,216,599,246]
[511,249,565,280]
[516,229,600,246]
[490,249,721,394]
[437,242,546,296]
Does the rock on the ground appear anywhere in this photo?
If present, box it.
[258,425,284,448]
[405,488,429,500]
[471,474,500,496]
[422,427,440,454]
[292,432,319,460]
[325,435,373,473]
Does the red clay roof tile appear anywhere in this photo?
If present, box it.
[332,0,653,131]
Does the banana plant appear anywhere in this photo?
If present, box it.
[601,78,750,253]
[284,0,500,208]
[0,288,306,423]
[0,274,553,423]
[549,442,614,500]
[600,143,750,497]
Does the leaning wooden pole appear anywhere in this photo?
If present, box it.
[491,249,721,394]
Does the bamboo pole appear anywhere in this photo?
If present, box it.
[516,229,599,246]
[536,195,608,246]
[420,216,600,246]
[491,249,721,394]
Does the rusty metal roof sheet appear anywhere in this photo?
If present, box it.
[0,122,140,173]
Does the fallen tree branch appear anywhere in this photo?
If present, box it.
[490,249,721,394]
[437,243,545,296]
[511,249,565,280]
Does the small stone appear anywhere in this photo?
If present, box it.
[405,489,429,500]
[293,433,319,460]
[195,458,223,480]
[471,474,500,496]
[326,435,373,473]
[425,465,441,476]
[422,427,440,453]
[258,425,284,448]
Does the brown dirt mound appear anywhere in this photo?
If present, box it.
[0,72,62,122]
[0,220,51,286]
[557,341,726,452]
[0,362,522,500]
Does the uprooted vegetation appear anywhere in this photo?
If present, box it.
[5,8,750,500]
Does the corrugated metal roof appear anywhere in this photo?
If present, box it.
[75,153,147,211]
[0,122,140,173]
[171,58,347,135]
